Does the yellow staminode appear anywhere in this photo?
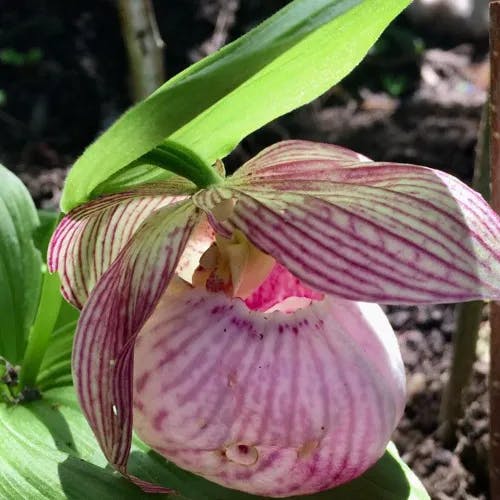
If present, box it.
[193,230,274,299]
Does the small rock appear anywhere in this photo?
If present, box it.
[430,308,444,323]
[406,329,425,351]
[407,372,427,398]
[416,306,433,326]
[434,448,453,466]
[429,328,445,355]
[389,309,412,330]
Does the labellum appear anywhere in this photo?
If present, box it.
[133,246,406,496]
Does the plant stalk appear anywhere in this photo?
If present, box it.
[489,2,500,497]
[142,141,225,188]
[18,271,62,390]
[118,0,165,101]
[439,301,485,445]
[438,101,490,446]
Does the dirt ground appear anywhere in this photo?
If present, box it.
[0,1,493,498]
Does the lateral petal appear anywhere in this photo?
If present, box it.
[204,181,500,303]
[49,181,193,308]
[133,285,405,497]
[72,199,199,490]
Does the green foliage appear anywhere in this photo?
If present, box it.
[17,208,78,390]
[341,21,424,97]
[34,210,59,263]
[61,0,410,211]
[0,47,43,66]
[0,165,42,364]
[0,384,428,500]
[36,321,77,392]
[18,271,64,389]
[372,24,424,96]
[0,170,77,391]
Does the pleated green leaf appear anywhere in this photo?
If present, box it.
[61,0,410,212]
[0,385,428,499]
[33,210,59,262]
[36,321,77,391]
[0,165,42,364]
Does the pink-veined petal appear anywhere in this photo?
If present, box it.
[133,283,405,497]
[48,180,194,309]
[227,141,500,303]
[199,179,500,304]
[230,140,370,187]
[73,199,199,491]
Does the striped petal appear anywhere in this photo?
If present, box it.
[212,142,500,304]
[231,140,370,188]
[48,180,194,309]
[73,200,199,490]
[228,141,500,302]
[133,284,405,497]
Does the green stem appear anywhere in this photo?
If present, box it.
[438,300,484,446]
[141,140,225,188]
[19,271,62,390]
[438,100,490,446]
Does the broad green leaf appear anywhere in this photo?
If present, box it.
[19,207,79,389]
[0,165,42,363]
[61,0,410,211]
[20,270,66,389]
[0,385,428,499]
[36,321,76,391]
[33,209,59,262]
[0,386,143,499]
[53,299,79,332]
[91,160,175,197]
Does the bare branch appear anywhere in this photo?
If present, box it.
[118,0,165,102]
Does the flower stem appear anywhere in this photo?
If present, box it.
[18,270,62,391]
[142,140,225,188]
[438,101,490,446]
[438,301,484,446]
[489,2,500,496]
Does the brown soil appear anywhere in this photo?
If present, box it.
[390,305,490,500]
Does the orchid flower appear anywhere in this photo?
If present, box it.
[48,140,500,497]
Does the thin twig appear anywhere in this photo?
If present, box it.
[489,2,500,498]
[189,0,239,61]
[118,0,165,102]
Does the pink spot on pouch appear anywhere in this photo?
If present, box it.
[245,263,323,311]
[153,409,169,431]
[135,371,150,392]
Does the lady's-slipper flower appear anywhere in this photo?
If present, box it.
[48,140,500,497]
